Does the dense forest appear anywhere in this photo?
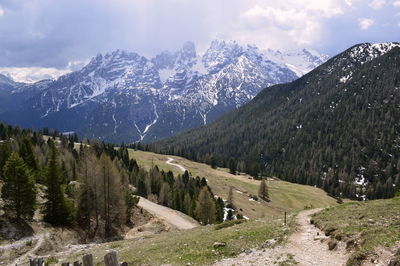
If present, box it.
[146,45,400,201]
[0,123,225,242]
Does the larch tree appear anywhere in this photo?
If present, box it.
[100,153,127,238]
[1,153,36,221]
[77,146,101,236]
[258,178,270,202]
[196,186,216,225]
[226,186,234,209]
[158,182,172,207]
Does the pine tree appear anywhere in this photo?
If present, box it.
[0,144,11,179]
[43,144,74,225]
[1,153,36,221]
[136,177,148,197]
[229,159,236,175]
[215,197,225,223]
[19,138,39,172]
[258,178,270,202]
[210,157,217,169]
[158,182,171,207]
[226,209,234,221]
[196,186,216,225]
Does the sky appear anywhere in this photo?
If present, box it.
[0,0,399,82]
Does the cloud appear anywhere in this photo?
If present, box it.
[358,18,375,29]
[0,0,397,71]
[0,7,4,16]
[394,1,400,7]
[0,67,70,83]
[0,59,88,82]
[368,0,386,9]
[231,0,347,49]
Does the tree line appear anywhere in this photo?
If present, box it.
[0,123,228,244]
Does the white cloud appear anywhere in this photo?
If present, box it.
[0,59,89,83]
[0,67,70,83]
[368,0,386,9]
[0,67,69,83]
[358,18,375,29]
[229,0,348,50]
[394,1,400,7]
[0,7,4,16]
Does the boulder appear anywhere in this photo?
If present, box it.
[213,242,226,248]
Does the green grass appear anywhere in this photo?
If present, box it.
[60,216,293,265]
[128,149,337,219]
[311,197,400,265]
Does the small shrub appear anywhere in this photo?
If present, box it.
[214,219,246,230]
[45,257,58,266]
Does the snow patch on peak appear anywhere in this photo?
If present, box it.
[349,42,400,64]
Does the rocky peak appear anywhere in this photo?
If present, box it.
[202,40,244,73]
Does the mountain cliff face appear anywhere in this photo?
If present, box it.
[153,42,400,200]
[0,40,327,143]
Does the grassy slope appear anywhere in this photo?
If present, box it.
[60,217,292,265]
[128,149,337,219]
[311,197,400,265]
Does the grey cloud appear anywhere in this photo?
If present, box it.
[0,0,398,69]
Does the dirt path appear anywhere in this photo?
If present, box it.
[137,197,198,230]
[9,232,49,266]
[166,157,186,172]
[215,209,350,266]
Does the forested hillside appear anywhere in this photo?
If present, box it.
[149,43,400,200]
[0,123,224,244]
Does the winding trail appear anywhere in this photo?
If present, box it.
[137,197,198,230]
[9,233,49,266]
[215,209,350,266]
[166,157,186,173]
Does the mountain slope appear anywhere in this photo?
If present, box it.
[153,43,400,200]
[0,41,326,143]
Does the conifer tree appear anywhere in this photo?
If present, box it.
[19,138,39,172]
[158,182,171,206]
[196,186,216,225]
[2,153,36,221]
[229,159,237,175]
[226,186,234,209]
[215,197,225,223]
[43,144,74,225]
[258,178,270,202]
[226,209,234,221]
[189,194,197,218]
[0,144,11,179]
[210,157,217,169]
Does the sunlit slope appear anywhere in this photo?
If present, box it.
[128,149,337,219]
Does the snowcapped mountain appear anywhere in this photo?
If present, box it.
[263,47,329,77]
[0,40,328,143]
[153,42,400,199]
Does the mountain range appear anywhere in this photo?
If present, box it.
[0,40,327,143]
[152,42,400,200]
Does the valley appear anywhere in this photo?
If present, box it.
[1,1,399,265]
[127,149,337,219]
